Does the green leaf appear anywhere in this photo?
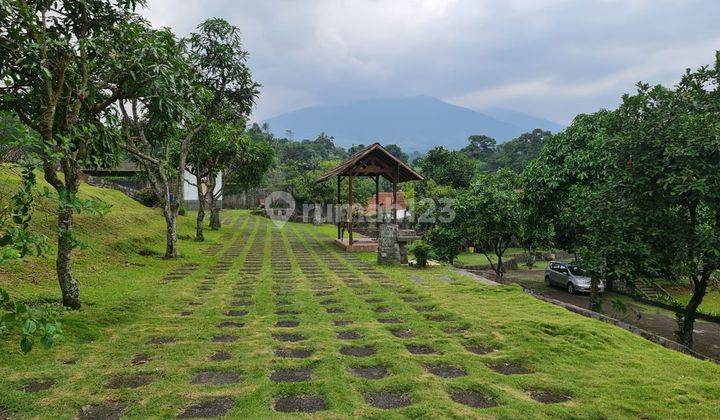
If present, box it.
[23,319,37,335]
[20,335,33,353]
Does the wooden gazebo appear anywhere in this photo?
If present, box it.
[316,143,424,251]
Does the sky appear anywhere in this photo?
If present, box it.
[142,0,720,125]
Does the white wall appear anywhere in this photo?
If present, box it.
[183,171,222,201]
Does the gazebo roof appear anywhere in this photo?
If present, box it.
[316,143,424,183]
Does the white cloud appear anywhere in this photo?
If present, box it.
[141,0,720,124]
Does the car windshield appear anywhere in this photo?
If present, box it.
[567,265,586,276]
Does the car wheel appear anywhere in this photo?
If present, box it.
[544,276,551,287]
[567,283,575,294]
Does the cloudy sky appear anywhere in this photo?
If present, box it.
[142,0,720,125]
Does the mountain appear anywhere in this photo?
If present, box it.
[480,107,564,134]
[262,95,563,152]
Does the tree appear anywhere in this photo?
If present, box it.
[0,0,153,308]
[488,129,551,172]
[608,58,720,347]
[186,123,242,240]
[424,223,464,265]
[462,135,496,160]
[523,112,620,308]
[456,169,522,278]
[418,146,478,189]
[224,137,275,193]
[118,18,259,258]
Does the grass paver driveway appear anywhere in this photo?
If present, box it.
[2,210,720,418]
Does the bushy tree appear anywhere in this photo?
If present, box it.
[118,18,259,257]
[0,0,152,308]
[418,146,478,189]
[456,169,522,278]
[462,135,496,160]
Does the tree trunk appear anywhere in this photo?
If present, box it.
[589,275,602,311]
[195,178,205,241]
[57,205,81,309]
[676,275,708,348]
[496,252,504,278]
[163,202,179,258]
[208,175,221,230]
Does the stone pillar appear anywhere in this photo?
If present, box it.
[377,224,401,265]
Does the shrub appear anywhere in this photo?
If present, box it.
[137,187,160,207]
[410,240,431,268]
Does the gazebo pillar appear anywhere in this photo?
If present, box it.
[348,174,354,245]
[392,181,397,224]
[375,175,380,232]
[336,175,341,240]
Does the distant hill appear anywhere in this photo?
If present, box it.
[262,95,563,152]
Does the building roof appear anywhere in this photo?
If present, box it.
[316,143,424,183]
[366,192,407,211]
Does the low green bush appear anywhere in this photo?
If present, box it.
[410,239,431,268]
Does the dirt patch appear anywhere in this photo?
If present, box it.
[373,306,391,313]
[131,353,152,365]
[270,367,312,382]
[406,344,437,354]
[147,336,176,345]
[226,310,248,317]
[465,344,495,355]
[274,395,327,413]
[275,309,300,315]
[230,300,254,306]
[450,390,497,408]
[326,307,346,313]
[217,321,244,328]
[212,334,239,343]
[190,371,240,385]
[208,351,232,361]
[20,378,55,393]
[340,345,376,357]
[528,390,571,404]
[333,320,353,326]
[188,301,202,306]
[377,318,403,324]
[365,297,384,303]
[103,374,155,389]
[487,361,531,375]
[364,392,412,409]
[424,313,453,322]
[78,401,126,420]
[275,348,313,358]
[426,364,467,378]
[275,320,300,328]
[320,299,339,305]
[349,366,388,379]
[314,291,334,296]
[337,330,363,340]
[413,305,437,312]
[180,310,192,316]
[442,324,469,333]
[389,328,414,338]
[400,296,422,303]
[273,333,306,342]
[178,397,235,418]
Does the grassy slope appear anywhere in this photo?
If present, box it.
[1,165,720,418]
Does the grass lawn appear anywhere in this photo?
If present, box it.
[455,248,525,267]
[2,167,720,417]
[667,288,720,316]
